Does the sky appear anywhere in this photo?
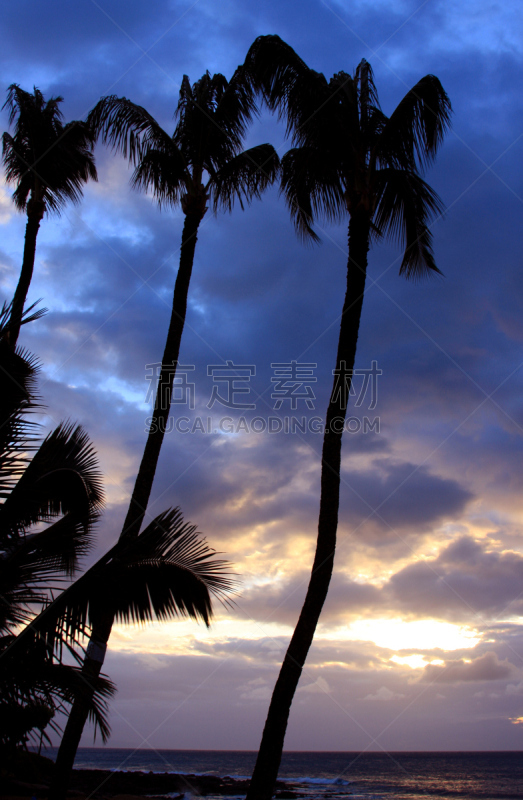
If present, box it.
[2,0,523,754]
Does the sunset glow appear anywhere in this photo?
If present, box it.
[345,619,481,652]
[3,0,523,754]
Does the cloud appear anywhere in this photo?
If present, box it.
[420,652,519,684]
[239,677,273,701]
[297,676,331,694]
[364,686,404,701]
[339,459,473,534]
[4,0,523,755]
[0,186,14,224]
[230,533,523,631]
[505,682,523,696]
[388,536,523,622]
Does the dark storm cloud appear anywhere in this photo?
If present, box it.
[0,1,260,117]
[147,433,306,534]
[143,441,471,554]
[194,636,382,671]
[0,0,355,124]
[236,534,523,630]
[339,459,473,532]
[389,536,523,622]
[238,572,384,628]
[421,651,520,684]
[359,152,523,426]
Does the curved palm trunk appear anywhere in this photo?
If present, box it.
[9,197,45,349]
[121,207,204,540]
[246,210,370,800]
[49,208,205,800]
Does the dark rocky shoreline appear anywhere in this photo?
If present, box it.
[67,766,291,796]
[2,754,299,798]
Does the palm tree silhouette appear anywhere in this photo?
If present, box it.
[0,305,234,785]
[0,306,112,754]
[87,69,279,543]
[243,36,451,800]
[48,507,235,799]
[2,86,97,348]
[50,69,271,797]
[0,308,235,793]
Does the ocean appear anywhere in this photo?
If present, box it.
[43,748,523,800]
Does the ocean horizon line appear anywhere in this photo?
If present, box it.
[68,746,523,754]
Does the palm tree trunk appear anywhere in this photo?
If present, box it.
[9,198,45,349]
[246,210,370,800]
[121,209,204,540]
[48,209,204,800]
[49,615,112,800]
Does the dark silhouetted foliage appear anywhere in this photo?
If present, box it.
[242,35,451,800]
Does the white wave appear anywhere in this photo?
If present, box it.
[294,776,350,786]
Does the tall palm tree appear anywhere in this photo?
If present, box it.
[88,69,279,542]
[242,36,451,800]
[49,73,270,797]
[2,85,97,348]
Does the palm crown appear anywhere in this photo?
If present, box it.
[2,85,97,214]
[2,85,97,348]
[89,69,279,217]
[245,35,451,276]
[0,307,104,636]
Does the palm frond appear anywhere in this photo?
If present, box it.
[2,131,34,212]
[23,508,236,651]
[328,71,360,138]
[3,84,64,129]
[243,35,317,136]
[1,422,104,542]
[373,167,444,279]
[40,121,97,213]
[0,419,103,635]
[0,322,109,750]
[4,511,97,584]
[246,47,343,155]
[8,300,47,332]
[210,143,280,213]
[106,508,235,626]
[0,633,115,744]
[354,59,380,124]
[0,325,41,501]
[88,96,172,164]
[245,40,449,277]
[379,75,452,171]
[280,147,345,241]
[174,72,249,173]
[131,146,188,206]
[213,66,258,150]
